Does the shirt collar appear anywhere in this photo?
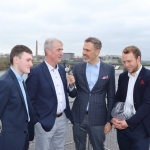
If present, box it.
[128,65,142,77]
[45,60,59,71]
[86,59,100,68]
[10,67,24,82]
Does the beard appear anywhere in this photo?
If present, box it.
[83,56,90,63]
[127,65,139,74]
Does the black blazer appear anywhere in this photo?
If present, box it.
[114,66,150,136]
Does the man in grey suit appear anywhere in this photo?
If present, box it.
[67,37,115,150]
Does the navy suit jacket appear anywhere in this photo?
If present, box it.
[72,61,115,126]
[26,61,75,132]
[114,66,150,136]
[0,69,34,150]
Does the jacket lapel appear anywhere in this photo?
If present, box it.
[133,66,145,97]
[91,61,105,92]
[8,69,27,108]
[58,65,65,86]
[123,72,129,101]
[58,65,68,94]
[42,61,56,94]
[82,63,90,91]
[98,61,106,80]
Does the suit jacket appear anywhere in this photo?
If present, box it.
[72,61,115,126]
[114,66,150,136]
[26,61,75,132]
[0,69,34,150]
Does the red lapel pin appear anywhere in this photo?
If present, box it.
[140,80,144,85]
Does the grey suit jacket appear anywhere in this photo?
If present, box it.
[72,61,115,126]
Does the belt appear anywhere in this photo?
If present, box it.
[86,111,88,114]
[56,113,63,117]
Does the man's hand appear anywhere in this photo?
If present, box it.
[66,73,75,88]
[111,118,128,130]
[104,123,112,134]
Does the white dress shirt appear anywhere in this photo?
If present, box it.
[45,61,66,114]
[125,65,142,114]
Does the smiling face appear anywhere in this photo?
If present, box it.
[82,42,100,65]
[46,42,63,67]
[122,52,141,75]
[13,52,33,76]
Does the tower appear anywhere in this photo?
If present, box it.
[36,40,38,56]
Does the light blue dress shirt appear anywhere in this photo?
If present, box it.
[86,60,100,110]
[10,67,30,121]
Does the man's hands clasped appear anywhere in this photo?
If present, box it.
[111,118,129,130]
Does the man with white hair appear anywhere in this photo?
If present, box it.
[26,38,76,150]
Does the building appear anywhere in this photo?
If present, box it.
[100,55,121,63]
[62,53,75,61]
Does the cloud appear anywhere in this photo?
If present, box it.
[0,0,150,60]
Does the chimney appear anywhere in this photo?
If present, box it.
[36,40,38,56]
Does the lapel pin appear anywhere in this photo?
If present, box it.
[140,80,144,85]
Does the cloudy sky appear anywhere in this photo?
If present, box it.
[0,0,150,60]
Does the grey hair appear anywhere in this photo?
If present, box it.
[85,37,102,50]
[44,38,63,55]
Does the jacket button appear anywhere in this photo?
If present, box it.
[24,131,27,133]
[25,120,28,122]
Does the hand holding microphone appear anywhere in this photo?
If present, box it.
[66,73,75,88]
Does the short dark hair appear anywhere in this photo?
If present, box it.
[85,37,102,50]
[123,46,141,59]
[10,45,32,65]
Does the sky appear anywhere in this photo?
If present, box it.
[0,0,150,60]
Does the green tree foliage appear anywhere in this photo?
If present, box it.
[0,56,10,70]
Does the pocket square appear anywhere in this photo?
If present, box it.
[140,80,144,85]
[102,75,108,79]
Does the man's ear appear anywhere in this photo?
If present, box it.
[137,56,141,63]
[96,49,100,56]
[45,49,51,56]
[13,56,19,64]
